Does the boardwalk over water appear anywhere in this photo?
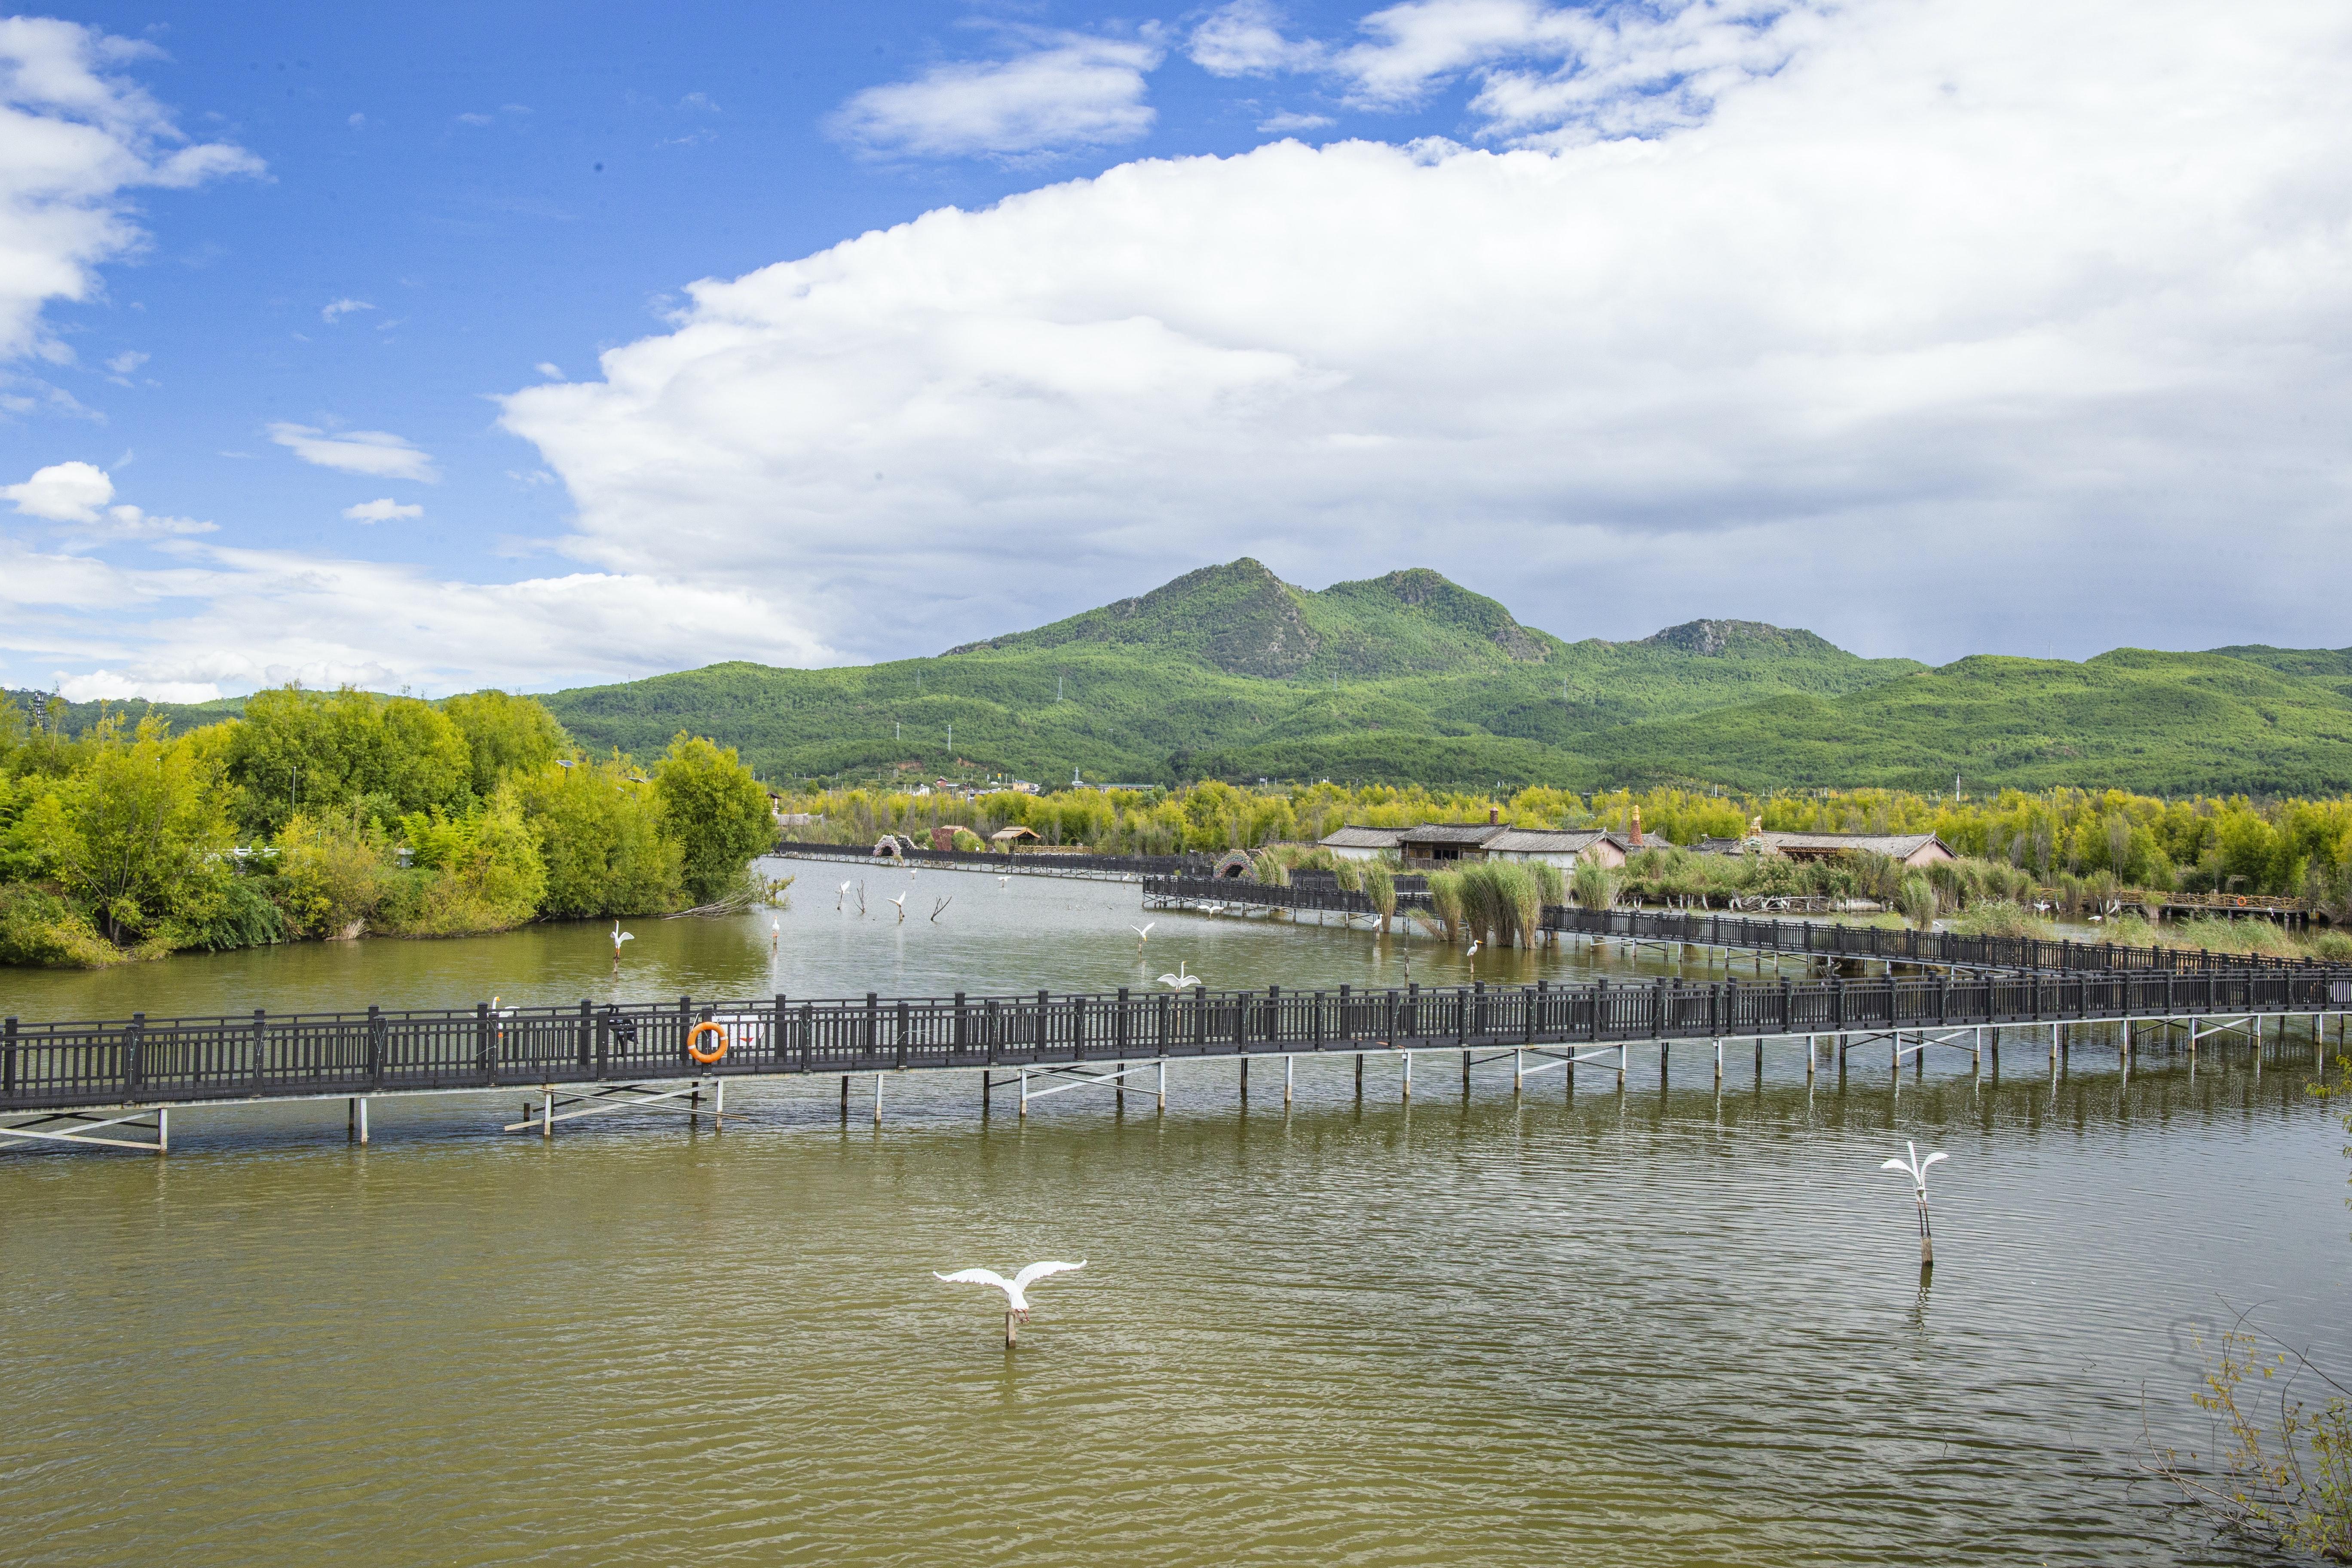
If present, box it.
[6,958,2347,1152]
[1144,876,2331,977]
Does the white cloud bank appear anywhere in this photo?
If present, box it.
[499,0,2352,665]
[266,422,438,482]
[0,17,260,363]
[829,32,1165,157]
[343,497,422,523]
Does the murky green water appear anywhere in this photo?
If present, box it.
[3,861,2346,1565]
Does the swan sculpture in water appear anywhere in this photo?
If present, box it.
[934,1259,1087,1344]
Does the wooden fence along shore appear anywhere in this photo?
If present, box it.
[1141,877,2335,976]
[6,959,2348,1152]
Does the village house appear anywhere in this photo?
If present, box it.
[1318,811,1632,871]
[1693,829,1957,867]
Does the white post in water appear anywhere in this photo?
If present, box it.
[1019,1069,1029,1119]
[1284,1054,1294,1107]
[715,1076,726,1129]
[541,1090,553,1138]
[1157,1059,1167,1115]
[1402,1050,1413,1102]
[874,1073,884,1126]
[1881,1139,1948,1268]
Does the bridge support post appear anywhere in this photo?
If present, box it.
[875,1072,884,1126]
[1284,1055,1294,1107]
[1713,1038,1722,1089]
[1805,1035,1816,1081]
[1402,1050,1412,1102]
[1462,1049,1470,1096]
[348,1096,369,1144]
[1240,1056,1250,1102]
[157,1107,168,1155]
[1158,1059,1167,1115]
[1019,1069,1029,1119]
[1355,1053,1363,1100]
[840,1075,849,1119]
[1617,1042,1626,1090]
[541,1090,553,1138]
[715,1077,725,1129]
[1513,1048,1523,1095]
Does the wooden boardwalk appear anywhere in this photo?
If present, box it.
[6,958,2347,1152]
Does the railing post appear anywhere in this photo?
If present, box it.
[955,992,968,1055]
[370,1004,387,1087]
[478,1001,496,1086]
[253,1008,267,1091]
[597,1004,611,1078]
[868,993,881,1066]
[774,994,788,1069]
[895,1000,910,1069]
[123,1014,145,1102]
[800,1002,814,1071]
[1266,985,1280,1050]
[575,999,591,1074]
[1117,988,1130,1057]
[2,1016,14,1102]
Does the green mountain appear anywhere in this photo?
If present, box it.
[19,565,2352,793]
[1586,648,2352,795]
[535,559,1925,787]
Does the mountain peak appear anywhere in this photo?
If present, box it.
[1635,619,1838,658]
[946,557,1319,677]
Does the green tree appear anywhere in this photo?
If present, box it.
[653,733,773,903]
[514,757,684,917]
[387,787,548,935]
[273,812,396,937]
[442,689,571,796]
[12,716,236,945]
[226,687,471,837]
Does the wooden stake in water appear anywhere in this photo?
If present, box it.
[1881,1140,1948,1268]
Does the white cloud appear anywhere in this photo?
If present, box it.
[0,18,262,362]
[495,0,2352,666]
[455,111,494,126]
[320,297,374,323]
[3,459,111,521]
[829,33,1164,157]
[0,533,834,696]
[1257,110,1337,132]
[266,422,438,482]
[103,347,145,374]
[534,361,563,378]
[343,497,422,523]
[1188,2,1326,76]
[55,670,223,703]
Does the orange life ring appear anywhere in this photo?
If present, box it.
[687,1021,729,1065]
[2233,896,2247,908]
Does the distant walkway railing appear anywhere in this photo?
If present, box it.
[1144,874,1430,917]
[7,964,2349,1115]
[773,839,1211,879]
[1141,876,2333,975]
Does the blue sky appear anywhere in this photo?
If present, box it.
[3,0,2349,700]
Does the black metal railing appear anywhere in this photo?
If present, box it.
[1538,905,2332,975]
[7,965,2348,1114]
[773,839,1213,877]
[1144,874,1432,916]
[1140,876,2329,976]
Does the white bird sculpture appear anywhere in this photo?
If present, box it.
[888,891,908,924]
[1880,1140,1949,1267]
[610,921,634,956]
[997,875,1011,887]
[1464,938,1480,958]
[1158,961,1201,989]
[837,879,855,910]
[934,1259,1087,1345]
[1130,921,1154,949]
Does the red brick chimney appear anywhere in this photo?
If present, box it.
[1488,805,1498,825]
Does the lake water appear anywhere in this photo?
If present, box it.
[3,860,2346,1565]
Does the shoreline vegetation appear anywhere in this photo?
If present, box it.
[775,779,2352,962]
[0,689,777,971]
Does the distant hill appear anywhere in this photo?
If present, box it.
[537,559,1927,787]
[19,567,2352,794]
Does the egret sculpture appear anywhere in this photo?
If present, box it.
[610,922,634,961]
[934,1259,1087,1345]
[1130,921,1154,950]
[837,880,855,911]
[1465,938,1480,959]
[997,875,1011,887]
[1881,1140,1948,1266]
[1158,961,1201,989]
[888,892,908,924]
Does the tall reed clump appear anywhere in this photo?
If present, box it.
[1531,861,1565,910]
[1332,857,1366,894]
[1363,863,1397,929]
[1572,857,1617,910]
[1947,900,2055,940]
[1427,868,1466,942]
[1896,874,1937,930]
